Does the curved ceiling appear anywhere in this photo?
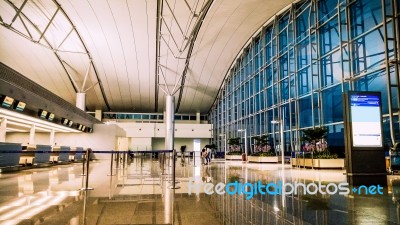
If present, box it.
[0,0,295,114]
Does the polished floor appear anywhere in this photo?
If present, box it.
[0,154,399,225]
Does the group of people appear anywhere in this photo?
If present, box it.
[201,146,212,165]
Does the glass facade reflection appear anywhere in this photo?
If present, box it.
[210,0,400,156]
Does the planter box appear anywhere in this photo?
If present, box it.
[248,156,279,163]
[225,155,242,160]
[292,158,344,169]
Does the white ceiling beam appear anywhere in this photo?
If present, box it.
[57,27,75,50]
[18,15,33,39]
[81,60,92,92]
[161,18,181,52]
[164,0,185,37]
[62,60,81,92]
[38,7,60,43]
[10,0,28,25]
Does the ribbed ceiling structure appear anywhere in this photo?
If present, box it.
[0,0,295,113]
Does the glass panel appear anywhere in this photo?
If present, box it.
[265,66,273,86]
[280,53,289,79]
[326,124,345,157]
[260,91,265,110]
[320,50,342,87]
[350,0,383,38]
[281,78,289,101]
[319,18,340,55]
[299,96,312,128]
[267,87,273,108]
[290,74,296,98]
[255,73,260,93]
[298,67,311,96]
[354,70,388,114]
[322,85,343,124]
[255,94,260,112]
[318,0,338,23]
[352,28,385,75]
[297,39,310,70]
[296,6,310,40]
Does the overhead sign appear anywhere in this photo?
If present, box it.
[349,93,382,147]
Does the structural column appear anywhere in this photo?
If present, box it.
[29,124,35,145]
[95,110,102,121]
[196,112,200,124]
[50,129,55,146]
[0,118,7,142]
[165,95,175,150]
[76,92,86,111]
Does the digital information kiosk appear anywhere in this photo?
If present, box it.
[343,91,387,186]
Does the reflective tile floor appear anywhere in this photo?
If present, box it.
[0,155,400,225]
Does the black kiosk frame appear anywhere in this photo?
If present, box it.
[343,91,387,186]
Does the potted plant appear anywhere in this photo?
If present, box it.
[292,127,344,169]
[226,137,242,160]
[390,142,400,173]
[248,135,279,163]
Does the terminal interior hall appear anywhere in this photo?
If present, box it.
[0,0,400,224]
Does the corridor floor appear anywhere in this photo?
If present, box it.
[0,155,399,225]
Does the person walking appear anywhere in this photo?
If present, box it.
[201,148,207,165]
[206,146,211,165]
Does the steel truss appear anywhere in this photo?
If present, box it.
[0,0,110,110]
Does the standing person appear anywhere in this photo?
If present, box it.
[275,140,281,156]
[180,145,186,161]
[201,148,207,165]
[206,146,211,165]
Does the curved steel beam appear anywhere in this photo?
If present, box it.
[154,0,163,112]
[175,0,214,112]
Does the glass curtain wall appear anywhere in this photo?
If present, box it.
[210,0,400,156]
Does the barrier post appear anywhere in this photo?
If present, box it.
[81,150,86,176]
[122,151,126,169]
[81,148,94,190]
[193,151,196,167]
[168,149,180,189]
[115,151,120,169]
[161,152,168,175]
[108,151,115,176]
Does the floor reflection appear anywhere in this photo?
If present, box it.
[0,156,399,224]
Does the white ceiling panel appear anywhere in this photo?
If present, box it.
[0,0,295,114]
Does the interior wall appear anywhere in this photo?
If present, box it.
[6,124,124,159]
[130,137,152,150]
[118,122,212,138]
[152,138,210,151]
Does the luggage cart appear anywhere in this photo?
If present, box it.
[390,143,400,174]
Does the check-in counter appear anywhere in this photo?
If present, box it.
[69,147,84,161]
[19,145,36,165]
[34,145,51,165]
[51,146,60,162]
[51,146,70,163]
[0,142,21,168]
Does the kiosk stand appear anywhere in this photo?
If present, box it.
[343,91,387,186]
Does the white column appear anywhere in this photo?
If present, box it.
[0,118,7,142]
[29,124,36,145]
[196,112,200,124]
[165,95,175,150]
[95,110,102,121]
[280,107,285,167]
[50,129,55,146]
[76,92,86,111]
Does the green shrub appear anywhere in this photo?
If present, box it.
[250,151,275,157]
[227,151,242,155]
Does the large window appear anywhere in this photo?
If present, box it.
[210,0,399,153]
